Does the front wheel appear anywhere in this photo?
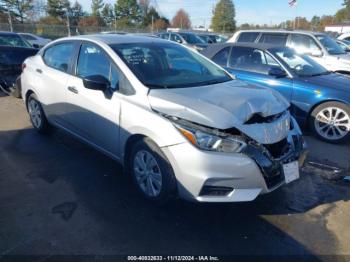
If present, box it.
[310,102,350,143]
[27,93,51,134]
[128,138,177,203]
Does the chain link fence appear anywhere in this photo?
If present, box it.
[0,23,155,39]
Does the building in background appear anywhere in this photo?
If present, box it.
[325,23,350,34]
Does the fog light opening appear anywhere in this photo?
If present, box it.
[199,186,233,197]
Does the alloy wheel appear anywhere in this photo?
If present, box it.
[28,99,42,129]
[315,106,350,141]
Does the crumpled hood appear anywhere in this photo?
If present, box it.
[148,80,291,144]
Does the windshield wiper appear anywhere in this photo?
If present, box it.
[144,83,169,89]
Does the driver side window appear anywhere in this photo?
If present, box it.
[76,43,119,90]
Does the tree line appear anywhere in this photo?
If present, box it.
[0,0,170,30]
[2,0,350,33]
[0,0,237,32]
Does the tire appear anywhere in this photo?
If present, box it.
[27,93,51,134]
[128,137,177,203]
[309,101,350,144]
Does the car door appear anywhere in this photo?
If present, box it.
[39,41,77,126]
[226,46,293,101]
[65,42,121,158]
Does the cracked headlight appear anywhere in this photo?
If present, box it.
[175,123,246,153]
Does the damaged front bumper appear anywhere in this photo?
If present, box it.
[243,127,307,191]
[161,117,307,203]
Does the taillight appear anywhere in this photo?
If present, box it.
[22,63,26,71]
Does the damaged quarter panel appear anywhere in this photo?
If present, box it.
[148,80,290,144]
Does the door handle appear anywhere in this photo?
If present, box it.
[68,86,78,94]
[36,69,42,74]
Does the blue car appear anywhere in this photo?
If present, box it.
[202,43,350,143]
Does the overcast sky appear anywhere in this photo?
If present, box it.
[76,0,344,27]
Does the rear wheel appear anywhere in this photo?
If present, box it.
[128,137,177,203]
[27,93,51,134]
[310,102,350,143]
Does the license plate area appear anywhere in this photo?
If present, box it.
[283,161,300,184]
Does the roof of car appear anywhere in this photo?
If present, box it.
[236,29,325,36]
[0,31,21,36]
[201,42,290,58]
[59,34,169,45]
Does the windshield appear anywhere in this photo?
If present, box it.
[272,48,329,77]
[316,35,346,55]
[110,42,231,89]
[0,34,31,48]
[179,33,205,44]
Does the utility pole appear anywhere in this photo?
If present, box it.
[66,9,71,36]
[7,8,13,32]
[151,15,154,33]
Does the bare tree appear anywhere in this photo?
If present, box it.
[171,9,191,29]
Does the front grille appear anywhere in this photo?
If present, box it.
[263,138,290,159]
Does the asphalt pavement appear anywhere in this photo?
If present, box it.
[0,93,350,258]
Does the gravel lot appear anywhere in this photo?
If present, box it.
[0,93,350,258]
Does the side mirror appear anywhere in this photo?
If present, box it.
[310,49,323,57]
[83,75,110,91]
[32,44,40,49]
[176,39,183,44]
[268,66,287,78]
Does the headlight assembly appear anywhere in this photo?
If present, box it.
[174,122,246,153]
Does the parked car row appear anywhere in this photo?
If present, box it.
[157,31,229,52]
[1,29,349,204]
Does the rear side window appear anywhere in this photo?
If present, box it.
[237,32,259,43]
[229,46,281,75]
[259,33,288,45]
[212,47,230,66]
[43,42,75,73]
